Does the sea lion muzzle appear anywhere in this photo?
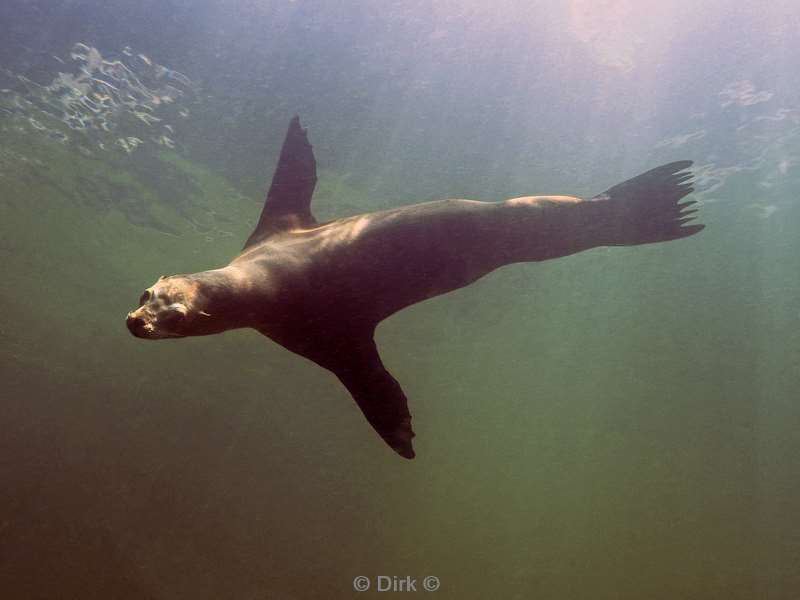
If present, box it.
[126,313,146,337]
[126,303,187,338]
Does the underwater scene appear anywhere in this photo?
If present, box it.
[1,1,798,598]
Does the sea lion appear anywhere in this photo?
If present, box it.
[126,116,703,459]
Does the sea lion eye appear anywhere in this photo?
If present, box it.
[139,290,152,304]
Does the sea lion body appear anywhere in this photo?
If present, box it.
[234,197,578,325]
[237,195,615,327]
[127,117,703,459]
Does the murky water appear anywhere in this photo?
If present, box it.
[1,2,798,598]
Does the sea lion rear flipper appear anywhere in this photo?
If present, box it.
[589,160,704,245]
[243,116,317,249]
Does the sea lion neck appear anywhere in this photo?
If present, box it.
[184,265,278,331]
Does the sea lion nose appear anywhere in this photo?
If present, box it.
[126,313,145,335]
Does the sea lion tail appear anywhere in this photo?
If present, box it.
[589,160,704,246]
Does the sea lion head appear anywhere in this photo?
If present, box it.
[126,275,214,339]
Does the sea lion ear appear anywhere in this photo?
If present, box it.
[158,275,167,281]
[243,115,318,250]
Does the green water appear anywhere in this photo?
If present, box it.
[2,121,798,599]
[2,2,800,599]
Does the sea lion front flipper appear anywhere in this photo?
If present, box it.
[273,329,416,459]
[243,116,317,249]
[327,336,416,459]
